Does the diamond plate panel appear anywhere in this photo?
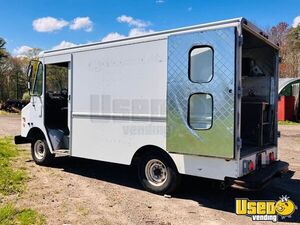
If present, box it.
[167,27,236,158]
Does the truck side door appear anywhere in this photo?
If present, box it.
[167,27,236,158]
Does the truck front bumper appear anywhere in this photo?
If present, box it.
[227,161,289,191]
[14,135,31,144]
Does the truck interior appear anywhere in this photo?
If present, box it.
[44,62,69,150]
[240,28,278,158]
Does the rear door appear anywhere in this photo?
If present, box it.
[167,26,236,158]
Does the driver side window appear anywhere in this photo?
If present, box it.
[32,63,43,96]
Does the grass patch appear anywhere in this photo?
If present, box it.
[0,137,19,158]
[278,120,300,125]
[0,204,45,225]
[0,110,10,116]
[0,137,27,195]
[0,138,46,224]
[0,110,20,116]
[77,206,89,217]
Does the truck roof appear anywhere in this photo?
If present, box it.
[41,17,278,57]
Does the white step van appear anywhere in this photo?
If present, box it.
[15,18,288,194]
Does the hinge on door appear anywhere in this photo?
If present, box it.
[238,35,243,46]
[237,137,242,149]
[68,95,71,101]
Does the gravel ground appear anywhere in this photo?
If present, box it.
[1,114,300,225]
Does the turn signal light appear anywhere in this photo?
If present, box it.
[269,152,275,162]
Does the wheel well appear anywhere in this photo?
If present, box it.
[27,127,45,142]
[131,145,177,170]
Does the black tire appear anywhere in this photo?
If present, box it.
[31,138,54,165]
[138,151,181,194]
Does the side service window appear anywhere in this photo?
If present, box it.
[188,93,213,130]
[189,46,213,83]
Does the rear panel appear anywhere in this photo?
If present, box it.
[167,27,236,158]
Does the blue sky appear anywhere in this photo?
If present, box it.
[1,0,299,56]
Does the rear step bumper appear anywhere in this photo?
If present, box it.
[227,161,289,191]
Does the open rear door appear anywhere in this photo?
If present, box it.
[167,26,236,158]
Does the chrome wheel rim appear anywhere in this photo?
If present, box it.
[145,159,167,186]
[34,140,46,160]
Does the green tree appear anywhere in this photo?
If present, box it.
[0,38,7,60]
[0,54,28,101]
[267,22,300,77]
[286,25,300,76]
[0,38,42,102]
[21,48,42,60]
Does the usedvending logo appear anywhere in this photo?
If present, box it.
[235,196,297,222]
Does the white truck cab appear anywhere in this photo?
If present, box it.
[15,18,289,194]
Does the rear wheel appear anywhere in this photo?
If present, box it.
[31,139,54,165]
[138,152,181,194]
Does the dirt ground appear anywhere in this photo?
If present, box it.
[1,114,300,225]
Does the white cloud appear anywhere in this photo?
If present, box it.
[101,32,126,42]
[117,15,150,28]
[52,41,77,50]
[128,28,154,37]
[156,0,165,3]
[101,15,154,42]
[101,28,154,42]
[70,17,93,32]
[292,16,300,28]
[13,45,33,57]
[33,17,69,32]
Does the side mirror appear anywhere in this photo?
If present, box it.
[27,65,33,91]
[26,60,40,94]
[27,64,33,78]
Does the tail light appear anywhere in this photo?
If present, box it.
[243,160,255,174]
[269,152,275,162]
[249,160,255,171]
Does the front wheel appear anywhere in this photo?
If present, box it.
[138,152,181,194]
[31,139,54,165]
